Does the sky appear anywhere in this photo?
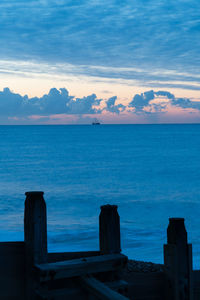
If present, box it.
[0,0,200,124]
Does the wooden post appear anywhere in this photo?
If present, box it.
[24,191,47,299]
[164,218,193,300]
[99,205,121,254]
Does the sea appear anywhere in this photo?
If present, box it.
[0,124,200,269]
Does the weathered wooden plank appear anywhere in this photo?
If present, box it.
[36,253,128,282]
[188,244,193,300]
[24,191,48,299]
[105,280,128,293]
[36,284,87,299]
[164,218,193,300]
[164,244,178,299]
[24,191,48,264]
[99,205,121,254]
[0,241,25,299]
[80,276,130,300]
[48,251,100,263]
[193,270,200,300]
[36,278,129,300]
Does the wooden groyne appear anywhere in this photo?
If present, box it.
[0,191,199,299]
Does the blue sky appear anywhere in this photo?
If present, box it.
[0,0,200,123]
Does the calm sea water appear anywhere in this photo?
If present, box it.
[0,124,200,268]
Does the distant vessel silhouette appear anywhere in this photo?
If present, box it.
[92,118,100,125]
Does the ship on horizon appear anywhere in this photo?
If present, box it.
[92,118,101,125]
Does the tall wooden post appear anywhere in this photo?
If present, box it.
[99,205,121,254]
[24,191,47,299]
[164,218,193,300]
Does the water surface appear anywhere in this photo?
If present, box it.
[0,124,200,268]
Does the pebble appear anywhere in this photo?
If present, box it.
[126,259,164,273]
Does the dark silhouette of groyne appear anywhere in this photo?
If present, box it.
[0,191,199,299]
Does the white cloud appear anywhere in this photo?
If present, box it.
[105,96,126,114]
[0,87,102,116]
[0,0,200,76]
[1,59,200,92]
[128,90,200,114]
[1,87,200,123]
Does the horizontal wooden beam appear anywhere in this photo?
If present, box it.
[35,253,127,282]
[48,251,100,263]
[36,286,87,299]
[80,276,130,300]
[105,280,128,293]
[36,278,129,300]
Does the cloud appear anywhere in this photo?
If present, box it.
[129,90,155,112]
[105,96,126,114]
[128,90,200,114]
[1,87,200,124]
[66,94,102,114]
[0,0,200,79]
[0,87,102,116]
[172,97,200,111]
[0,88,28,116]
[2,59,200,92]
[155,91,175,100]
